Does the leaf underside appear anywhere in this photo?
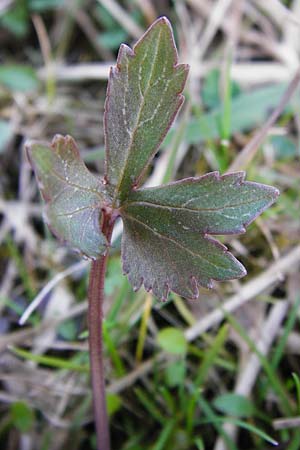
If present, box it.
[104,16,189,203]
[27,135,107,259]
[120,172,279,300]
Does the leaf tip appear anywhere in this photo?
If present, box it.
[148,15,172,31]
[157,15,170,24]
[116,43,134,69]
[51,133,76,149]
[51,133,64,144]
[272,186,280,199]
[236,262,247,279]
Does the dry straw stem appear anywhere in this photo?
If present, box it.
[38,61,297,85]
[134,0,157,24]
[214,300,289,450]
[284,0,300,52]
[97,0,143,38]
[273,417,300,430]
[32,14,54,91]
[38,62,111,82]
[32,14,52,68]
[0,302,88,352]
[252,0,300,28]
[73,8,113,60]
[107,353,165,395]
[40,1,299,87]
[191,0,233,60]
[185,245,300,341]
[19,260,88,325]
[229,67,300,171]
[186,0,300,82]
[6,245,300,397]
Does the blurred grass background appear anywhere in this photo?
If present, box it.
[0,1,300,449]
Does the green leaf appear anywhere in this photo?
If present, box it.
[28,0,64,11]
[202,69,241,109]
[165,359,186,386]
[10,401,35,432]
[120,172,279,299]
[0,64,39,92]
[106,392,122,416]
[98,29,128,50]
[213,393,256,418]
[121,217,243,299]
[26,135,108,259]
[271,135,297,160]
[164,83,294,147]
[157,327,187,354]
[0,0,29,37]
[123,172,279,235]
[104,16,189,202]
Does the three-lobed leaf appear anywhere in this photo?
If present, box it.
[27,135,108,259]
[120,172,279,299]
[104,16,189,203]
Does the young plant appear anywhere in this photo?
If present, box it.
[26,17,279,450]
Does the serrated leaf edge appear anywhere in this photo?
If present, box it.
[26,134,109,259]
[120,170,279,300]
[104,16,189,197]
[123,171,280,235]
[121,216,247,301]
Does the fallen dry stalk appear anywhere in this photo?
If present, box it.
[229,67,300,171]
[273,417,300,430]
[185,245,300,341]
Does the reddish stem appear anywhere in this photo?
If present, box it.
[88,213,114,450]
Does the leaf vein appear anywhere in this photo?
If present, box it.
[45,167,102,198]
[123,212,226,271]
[115,28,164,194]
[55,204,99,218]
[123,199,266,213]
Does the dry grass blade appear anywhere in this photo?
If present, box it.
[196,0,233,60]
[38,63,111,82]
[229,67,300,171]
[185,245,300,341]
[97,0,143,38]
[19,260,88,325]
[273,417,300,430]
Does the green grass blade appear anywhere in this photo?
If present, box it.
[271,296,300,370]
[198,396,238,450]
[195,324,229,386]
[10,346,89,372]
[135,388,166,425]
[224,312,292,415]
[186,325,229,436]
[151,420,175,450]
